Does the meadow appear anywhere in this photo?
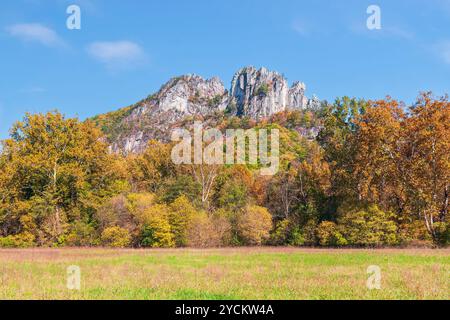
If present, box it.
[0,248,448,300]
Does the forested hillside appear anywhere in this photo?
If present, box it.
[0,93,448,248]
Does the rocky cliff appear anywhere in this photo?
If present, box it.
[229,66,312,119]
[94,74,228,153]
[93,66,319,154]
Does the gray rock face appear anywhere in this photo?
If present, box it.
[229,66,289,119]
[102,66,319,154]
[109,75,228,154]
[306,94,321,111]
[229,66,314,119]
[288,81,309,110]
[157,75,228,115]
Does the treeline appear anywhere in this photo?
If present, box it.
[0,93,448,248]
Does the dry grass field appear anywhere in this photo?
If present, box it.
[0,248,448,300]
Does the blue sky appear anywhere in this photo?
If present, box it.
[1,0,450,138]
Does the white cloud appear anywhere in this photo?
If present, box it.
[6,23,64,47]
[86,41,147,70]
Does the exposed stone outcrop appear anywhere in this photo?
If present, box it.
[228,66,315,119]
[288,81,309,110]
[108,75,228,153]
[306,94,321,110]
[229,66,289,119]
[156,74,228,115]
[98,66,320,154]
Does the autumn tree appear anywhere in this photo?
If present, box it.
[188,163,220,208]
[236,205,273,245]
[169,195,197,247]
[0,91,446,248]
[340,93,449,245]
[139,204,175,248]
[351,98,405,210]
[213,165,253,212]
[130,140,175,192]
[401,93,449,244]
[318,97,368,203]
[0,112,123,245]
[186,212,226,247]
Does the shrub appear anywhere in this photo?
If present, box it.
[100,226,131,248]
[65,222,97,247]
[270,219,290,245]
[301,219,319,246]
[270,219,308,246]
[433,222,450,247]
[186,212,216,247]
[397,220,432,246]
[139,204,174,248]
[0,232,35,248]
[288,227,305,246]
[96,192,157,245]
[96,194,142,232]
[237,206,272,245]
[255,83,270,97]
[180,208,232,248]
[210,209,233,246]
[337,204,398,247]
[316,221,347,246]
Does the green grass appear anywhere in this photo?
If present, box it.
[0,248,448,300]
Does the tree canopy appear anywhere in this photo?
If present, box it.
[0,93,448,248]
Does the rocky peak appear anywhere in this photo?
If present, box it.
[97,66,320,154]
[106,74,228,154]
[310,95,321,109]
[288,81,308,110]
[154,74,228,115]
[229,66,289,119]
[229,66,313,119]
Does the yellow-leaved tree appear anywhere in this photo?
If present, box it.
[0,112,124,246]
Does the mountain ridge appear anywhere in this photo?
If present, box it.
[92,66,321,154]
